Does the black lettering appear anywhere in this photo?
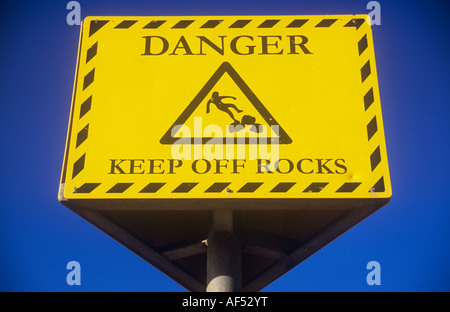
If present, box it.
[149,159,165,174]
[215,159,228,174]
[129,159,145,174]
[275,158,294,174]
[109,159,126,174]
[141,36,169,55]
[192,159,211,174]
[257,159,273,173]
[169,36,194,55]
[232,159,246,174]
[198,36,226,55]
[230,36,255,55]
[297,158,313,174]
[168,159,183,174]
[259,35,283,55]
[317,159,334,174]
[287,35,313,54]
[142,35,314,56]
[335,158,347,174]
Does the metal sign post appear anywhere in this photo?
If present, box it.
[206,210,241,292]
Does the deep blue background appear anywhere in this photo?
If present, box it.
[0,0,449,291]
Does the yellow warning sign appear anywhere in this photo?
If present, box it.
[59,15,391,208]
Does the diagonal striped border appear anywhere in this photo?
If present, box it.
[89,20,109,37]
[270,182,296,193]
[82,68,95,90]
[74,183,101,193]
[200,20,223,28]
[86,42,98,63]
[114,20,137,29]
[107,183,133,193]
[172,182,198,193]
[143,20,166,28]
[315,19,338,27]
[72,153,86,179]
[75,124,89,148]
[205,182,231,193]
[357,29,386,193]
[238,182,264,193]
[86,17,369,35]
[172,20,195,29]
[336,182,362,193]
[303,182,328,193]
[140,182,166,193]
[73,16,385,195]
[70,181,367,195]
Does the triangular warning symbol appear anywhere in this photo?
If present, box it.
[160,62,292,144]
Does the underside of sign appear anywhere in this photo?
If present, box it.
[59,15,391,291]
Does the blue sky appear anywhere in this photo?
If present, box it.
[0,0,449,291]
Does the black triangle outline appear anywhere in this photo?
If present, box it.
[160,62,292,145]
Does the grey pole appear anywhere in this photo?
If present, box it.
[206,210,241,292]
